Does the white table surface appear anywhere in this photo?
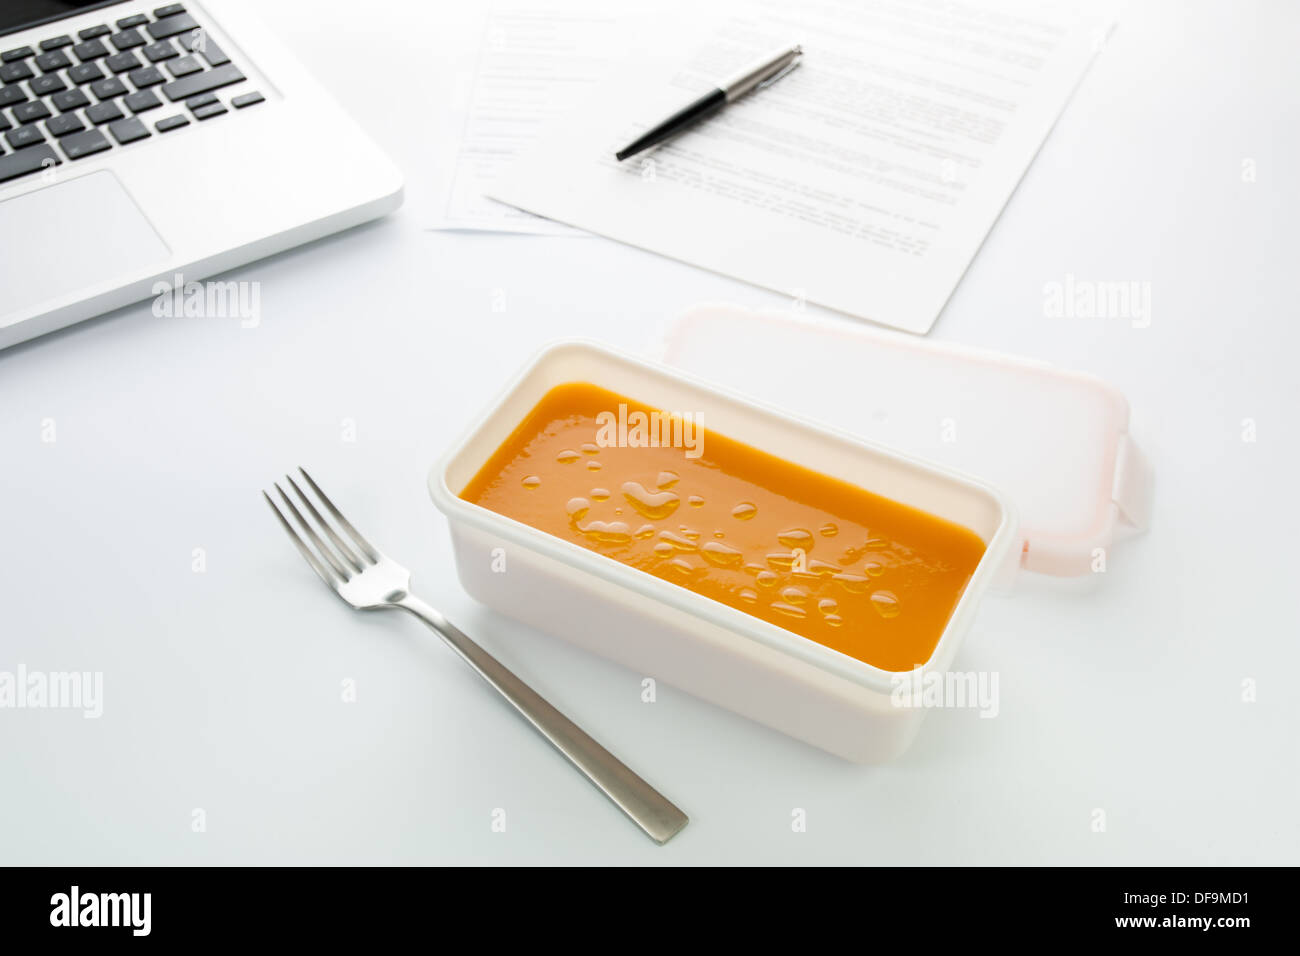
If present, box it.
[1,0,1297,865]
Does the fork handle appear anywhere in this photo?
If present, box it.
[395,594,689,845]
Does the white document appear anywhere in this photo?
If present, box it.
[432,4,625,235]
[491,0,1113,332]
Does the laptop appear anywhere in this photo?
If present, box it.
[0,0,403,348]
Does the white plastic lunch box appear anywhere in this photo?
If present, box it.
[429,341,1018,763]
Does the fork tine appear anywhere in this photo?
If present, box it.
[285,474,363,572]
[263,491,339,588]
[297,466,380,563]
[275,483,352,581]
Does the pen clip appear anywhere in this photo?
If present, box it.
[756,52,802,91]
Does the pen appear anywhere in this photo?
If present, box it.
[614,43,803,162]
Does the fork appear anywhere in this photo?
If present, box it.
[263,467,689,845]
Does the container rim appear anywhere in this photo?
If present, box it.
[428,338,1019,697]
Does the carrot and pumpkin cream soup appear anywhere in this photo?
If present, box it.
[459,383,986,672]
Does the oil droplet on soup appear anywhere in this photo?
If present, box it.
[621,481,680,520]
[700,541,743,568]
[778,528,814,551]
[459,383,984,672]
[657,530,697,552]
[871,590,902,619]
[579,519,631,544]
[832,572,869,593]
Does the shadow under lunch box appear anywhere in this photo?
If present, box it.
[429,339,1023,763]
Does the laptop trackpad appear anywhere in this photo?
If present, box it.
[0,171,170,318]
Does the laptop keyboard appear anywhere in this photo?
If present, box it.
[0,4,264,185]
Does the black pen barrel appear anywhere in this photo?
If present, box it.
[614,88,726,161]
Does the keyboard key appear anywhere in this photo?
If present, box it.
[0,114,9,132]
[0,142,59,182]
[90,76,128,99]
[85,101,125,125]
[148,13,200,40]
[200,42,229,68]
[12,101,51,124]
[192,101,227,121]
[5,124,45,149]
[143,40,178,62]
[68,62,105,85]
[35,50,72,72]
[0,85,26,108]
[125,89,162,112]
[185,92,217,109]
[59,127,111,159]
[51,88,91,112]
[155,4,187,16]
[231,91,265,109]
[0,61,35,83]
[45,113,85,138]
[176,32,227,66]
[107,51,142,73]
[162,63,244,102]
[167,55,202,78]
[72,39,109,61]
[111,30,147,51]
[29,74,67,97]
[78,25,111,41]
[155,113,189,132]
[117,14,150,30]
[40,36,74,51]
[1,46,34,63]
[128,66,165,88]
[108,115,151,144]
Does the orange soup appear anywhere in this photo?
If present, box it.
[460,383,985,672]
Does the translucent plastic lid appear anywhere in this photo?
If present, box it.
[659,304,1152,577]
